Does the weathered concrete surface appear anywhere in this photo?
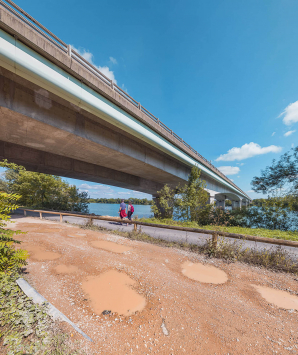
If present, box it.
[0,66,242,198]
[0,4,249,199]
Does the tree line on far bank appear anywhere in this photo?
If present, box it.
[88,197,153,205]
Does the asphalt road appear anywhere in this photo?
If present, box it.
[13,210,298,258]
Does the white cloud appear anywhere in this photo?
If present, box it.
[272,132,276,136]
[246,190,254,193]
[71,46,117,84]
[78,183,113,191]
[216,142,282,161]
[284,130,296,137]
[217,166,240,176]
[280,101,298,126]
[109,57,118,65]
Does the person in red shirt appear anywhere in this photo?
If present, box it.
[119,199,127,224]
[127,201,134,222]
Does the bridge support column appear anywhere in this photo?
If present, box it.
[208,194,216,206]
[216,200,225,209]
[242,199,248,208]
[232,200,239,210]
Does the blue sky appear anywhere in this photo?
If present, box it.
[3,0,298,199]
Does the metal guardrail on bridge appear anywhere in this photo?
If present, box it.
[0,0,249,198]
[20,208,298,249]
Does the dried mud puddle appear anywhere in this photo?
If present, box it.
[82,270,146,316]
[54,264,79,274]
[90,240,132,254]
[24,245,61,261]
[253,285,298,310]
[182,261,228,284]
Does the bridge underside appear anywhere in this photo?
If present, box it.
[0,66,247,204]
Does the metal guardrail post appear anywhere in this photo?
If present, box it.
[111,81,114,89]
[67,44,72,57]
[138,103,141,110]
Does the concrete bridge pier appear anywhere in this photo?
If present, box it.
[216,199,226,209]
[232,200,241,210]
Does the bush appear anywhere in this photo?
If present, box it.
[0,191,28,275]
[0,159,89,213]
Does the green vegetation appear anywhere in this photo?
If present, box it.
[139,217,298,242]
[0,160,89,213]
[151,166,210,221]
[251,146,298,198]
[88,197,152,205]
[0,161,89,354]
[0,273,87,355]
[151,164,298,231]
[82,222,298,274]
[0,190,28,276]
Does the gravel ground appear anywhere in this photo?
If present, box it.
[7,215,298,355]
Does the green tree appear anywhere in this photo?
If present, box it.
[0,161,28,274]
[151,185,176,219]
[251,146,298,198]
[0,160,89,213]
[67,185,89,212]
[176,167,209,222]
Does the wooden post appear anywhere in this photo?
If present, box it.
[39,212,42,220]
[60,214,63,223]
[24,210,26,216]
[212,233,218,248]
[134,223,137,231]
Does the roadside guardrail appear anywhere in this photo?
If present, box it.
[19,208,298,249]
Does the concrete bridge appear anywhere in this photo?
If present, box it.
[0,1,250,208]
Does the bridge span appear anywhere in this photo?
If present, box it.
[0,1,250,208]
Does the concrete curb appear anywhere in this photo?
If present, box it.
[16,278,93,342]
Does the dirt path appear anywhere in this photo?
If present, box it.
[8,216,298,354]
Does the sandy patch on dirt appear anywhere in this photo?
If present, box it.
[253,285,298,310]
[90,240,132,253]
[81,270,146,316]
[54,264,79,274]
[25,244,61,261]
[181,261,228,284]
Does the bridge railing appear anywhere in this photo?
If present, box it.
[0,0,247,197]
[19,208,298,249]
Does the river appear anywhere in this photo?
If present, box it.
[88,203,153,219]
